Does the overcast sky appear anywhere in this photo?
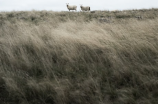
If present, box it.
[0,0,158,11]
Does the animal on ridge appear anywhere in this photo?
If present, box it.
[80,5,90,11]
[66,3,77,11]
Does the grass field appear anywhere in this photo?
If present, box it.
[0,9,158,104]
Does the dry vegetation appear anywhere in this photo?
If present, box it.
[0,8,158,104]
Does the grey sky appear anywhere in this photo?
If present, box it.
[0,0,158,11]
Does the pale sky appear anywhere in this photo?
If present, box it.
[0,0,158,11]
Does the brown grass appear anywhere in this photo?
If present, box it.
[0,9,158,104]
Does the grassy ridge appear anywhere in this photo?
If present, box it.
[0,9,158,104]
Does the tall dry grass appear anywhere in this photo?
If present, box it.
[0,9,158,104]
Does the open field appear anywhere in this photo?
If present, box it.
[0,9,158,104]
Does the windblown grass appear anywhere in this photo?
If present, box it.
[0,9,158,104]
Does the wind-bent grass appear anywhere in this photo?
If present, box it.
[0,9,158,104]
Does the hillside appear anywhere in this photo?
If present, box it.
[0,9,158,104]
